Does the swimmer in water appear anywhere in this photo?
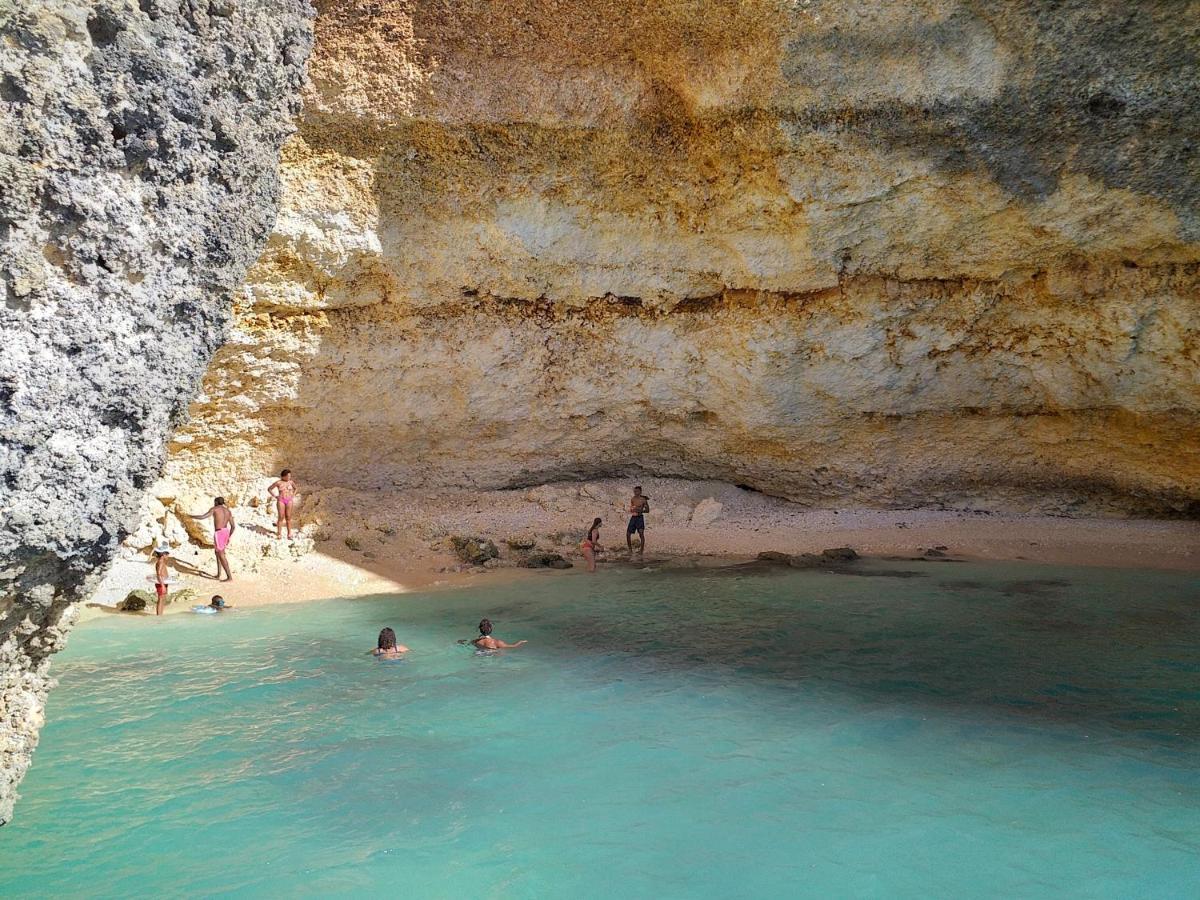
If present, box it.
[372,627,409,657]
[193,595,231,614]
[459,618,526,651]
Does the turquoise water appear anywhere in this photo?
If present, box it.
[1,560,1198,898]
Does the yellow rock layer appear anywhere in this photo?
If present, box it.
[165,0,1200,516]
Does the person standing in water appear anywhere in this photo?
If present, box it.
[267,469,298,540]
[189,497,236,581]
[151,544,171,616]
[460,618,526,651]
[626,486,650,556]
[580,517,602,572]
[372,627,409,657]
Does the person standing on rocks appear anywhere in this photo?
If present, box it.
[627,486,650,556]
[268,469,299,540]
[189,497,236,582]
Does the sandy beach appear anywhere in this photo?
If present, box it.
[84,478,1200,619]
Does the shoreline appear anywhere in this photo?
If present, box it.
[84,478,1200,620]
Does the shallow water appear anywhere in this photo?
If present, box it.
[1,560,1198,898]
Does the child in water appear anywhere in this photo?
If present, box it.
[373,627,409,657]
[460,618,527,651]
[192,595,231,614]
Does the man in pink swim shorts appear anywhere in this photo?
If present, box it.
[190,496,236,582]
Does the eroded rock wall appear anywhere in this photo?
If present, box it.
[0,0,312,823]
[165,0,1200,517]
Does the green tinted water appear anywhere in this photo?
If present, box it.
[1,560,1198,897]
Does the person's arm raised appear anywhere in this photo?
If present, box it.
[188,506,215,520]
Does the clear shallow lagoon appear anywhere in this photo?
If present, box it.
[1,560,1198,898]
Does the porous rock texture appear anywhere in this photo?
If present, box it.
[0,0,312,823]
[164,0,1200,521]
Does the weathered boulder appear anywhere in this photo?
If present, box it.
[821,547,860,562]
[690,499,724,527]
[520,553,573,570]
[756,551,792,563]
[0,0,313,824]
[451,536,500,566]
[118,591,151,612]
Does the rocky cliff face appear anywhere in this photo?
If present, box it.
[3,0,1199,825]
[166,0,1199,517]
[0,0,312,823]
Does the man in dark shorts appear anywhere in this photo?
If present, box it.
[626,486,650,556]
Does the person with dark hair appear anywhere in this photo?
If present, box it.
[580,517,602,572]
[188,497,236,581]
[192,595,232,614]
[626,486,650,556]
[460,618,526,651]
[267,468,299,540]
[372,627,409,657]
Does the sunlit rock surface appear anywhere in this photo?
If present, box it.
[168,0,1199,517]
[0,0,312,823]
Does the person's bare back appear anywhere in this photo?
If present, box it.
[463,618,526,651]
[189,497,236,581]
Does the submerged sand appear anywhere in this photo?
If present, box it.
[86,478,1200,618]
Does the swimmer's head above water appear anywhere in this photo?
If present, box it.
[210,595,226,609]
[478,618,493,636]
[378,627,398,650]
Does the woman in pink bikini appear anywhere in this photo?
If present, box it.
[190,497,236,581]
[268,469,299,540]
[580,517,602,572]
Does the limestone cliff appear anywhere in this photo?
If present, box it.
[0,0,312,822]
[166,0,1199,517]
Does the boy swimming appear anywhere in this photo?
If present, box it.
[459,618,527,651]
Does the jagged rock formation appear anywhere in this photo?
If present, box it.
[0,0,312,823]
[166,0,1199,517]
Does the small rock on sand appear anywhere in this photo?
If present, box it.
[756,550,791,563]
[821,547,860,561]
